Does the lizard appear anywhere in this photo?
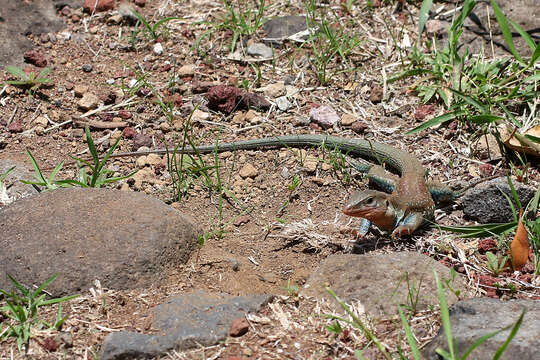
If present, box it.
[108,134,440,237]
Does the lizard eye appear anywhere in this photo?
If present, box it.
[365,197,375,206]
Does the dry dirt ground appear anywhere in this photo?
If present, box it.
[0,0,538,359]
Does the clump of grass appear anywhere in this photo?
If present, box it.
[304,0,362,85]
[0,274,79,353]
[391,0,539,153]
[325,270,525,359]
[22,125,136,190]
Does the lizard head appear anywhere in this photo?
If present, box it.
[343,190,396,231]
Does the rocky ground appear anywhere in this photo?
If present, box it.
[0,0,539,359]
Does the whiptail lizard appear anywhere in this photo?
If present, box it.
[109,134,446,237]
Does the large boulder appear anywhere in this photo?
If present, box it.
[0,188,200,296]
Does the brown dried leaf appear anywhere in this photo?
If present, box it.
[510,210,530,271]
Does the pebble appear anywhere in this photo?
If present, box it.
[153,43,163,55]
[260,82,286,98]
[341,113,356,126]
[77,93,100,111]
[247,43,273,58]
[276,96,291,111]
[177,64,196,77]
[82,64,93,72]
[74,84,88,97]
[309,105,340,129]
[239,163,258,179]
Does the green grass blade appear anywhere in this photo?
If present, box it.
[31,274,58,299]
[387,69,431,83]
[25,149,48,184]
[528,44,540,66]
[0,166,16,182]
[448,88,486,112]
[406,110,466,135]
[435,271,455,359]
[398,306,421,360]
[468,114,503,124]
[507,19,536,51]
[40,294,79,306]
[493,309,525,359]
[417,0,434,42]
[6,274,30,297]
[490,0,523,63]
[523,72,540,83]
[439,222,516,238]
[47,161,64,184]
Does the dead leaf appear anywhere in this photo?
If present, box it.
[510,210,530,271]
[503,125,540,157]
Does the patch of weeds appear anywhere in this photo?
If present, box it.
[325,270,525,359]
[0,274,79,353]
[485,250,508,276]
[393,0,539,148]
[129,10,179,46]
[304,0,362,85]
[4,66,52,96]
[22,125,136,190]
[194,0,267,54]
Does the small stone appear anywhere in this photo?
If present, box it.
[309,105,340,129]
[247,43,273,58]
[229,318,249,337]
[83,0,115,13]
[304,159,318,173]
[415,104,436,121]
[74,84,89,97]
[260,82,286,98]
[276,96,291,111]
[107,14,123,24]
[34,126,45,135]
[133,133,153,149]
[146,154,161,166]
[77,93,100,111]
[56,332,73,348]
[191,109,210,122]
[177,64,196,77]
[136,156,148,168]
[23,50,47,67]
[159,122,171,132]
[33,116,48,127]
[153,43,163,55]
[351,121,368,134]
[341,113,356,126]
[369,85,383,103]
[8,121,24,133]
[239,163,258,178]
[233,215,250,226]
[294,116,310,127]
[122,127,137,139]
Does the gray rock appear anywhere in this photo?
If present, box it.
[0,1,65,66]
[423,298,540,360]
[433,0,538,58]
[247,43,273,59]
[302,252,469,317]
[309,105,340,129]
[0,159,38,206]
[462,177,535,223]
[263,15,307,41]
[101,291,273,359]
[276,96,291,111]
[0,188,199,296]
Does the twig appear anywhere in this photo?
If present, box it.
[44,119,73,134]
[7,105,18,126]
